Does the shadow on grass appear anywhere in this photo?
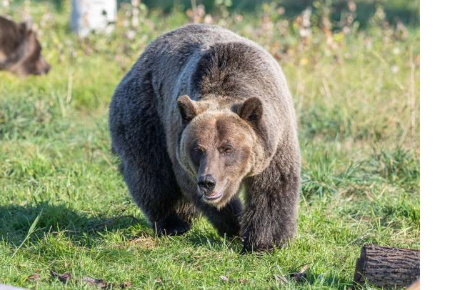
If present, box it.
[0,202,148,248]
[284,266,353,288]
[0,202,244,252]
[184,229,243,252]
[0,203,355,287]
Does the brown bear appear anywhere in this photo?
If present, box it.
[0,15,51,76]
[109,24,301,252]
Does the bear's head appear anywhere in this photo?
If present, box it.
[176,95,267,208]
[12,22,51,76]
[0,18,51,76]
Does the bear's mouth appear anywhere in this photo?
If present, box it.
[201,180,229,202]
[203,191,223,200]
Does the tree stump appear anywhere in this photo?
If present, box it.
[353,245,420,288]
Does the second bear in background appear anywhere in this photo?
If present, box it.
[0,15,51,77]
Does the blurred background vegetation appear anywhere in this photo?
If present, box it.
[17,0,420,27]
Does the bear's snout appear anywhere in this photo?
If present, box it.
[36,57,51,75]
[197,174,216,194]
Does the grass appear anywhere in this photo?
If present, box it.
[0,1,419,289]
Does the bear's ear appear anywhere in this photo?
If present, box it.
[238,97,263,125]
[177,95,198,124]
[20,18,33,33]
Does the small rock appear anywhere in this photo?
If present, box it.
[50,270,71,284]
[27,273,40,282]
[81,276,108,288]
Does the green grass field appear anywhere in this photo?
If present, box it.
[0,1,419,289]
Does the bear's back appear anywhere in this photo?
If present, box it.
[138,24,246,83]
[140,24,286,107]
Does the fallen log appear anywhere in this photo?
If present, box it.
[353,245,420,288]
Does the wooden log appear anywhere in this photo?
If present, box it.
[353,245,420,288]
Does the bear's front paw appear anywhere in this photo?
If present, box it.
[155,213,191,236]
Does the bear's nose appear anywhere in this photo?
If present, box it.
[198,175,216,193]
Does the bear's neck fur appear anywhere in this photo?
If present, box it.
[191,42,274,100]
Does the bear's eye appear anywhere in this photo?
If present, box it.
[190,146,205,167]
[193,146,205,155]
[219,146,233,155]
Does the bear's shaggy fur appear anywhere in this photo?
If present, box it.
[109,24,301,251]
